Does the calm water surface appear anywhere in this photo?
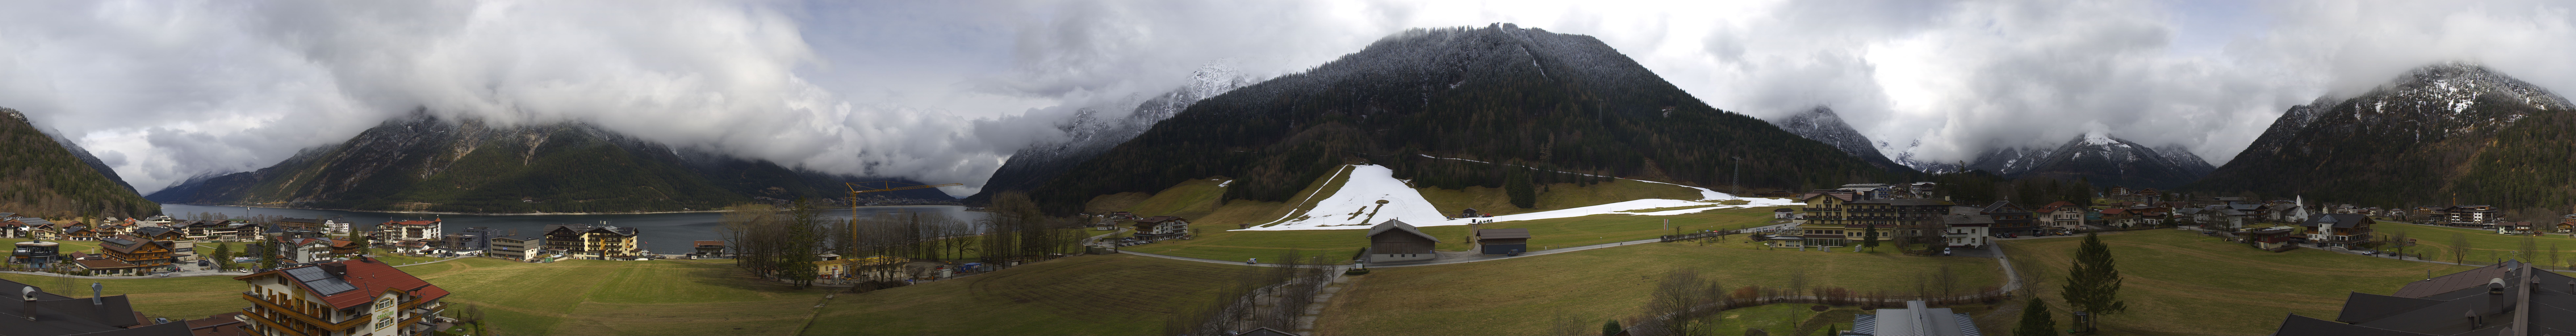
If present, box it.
[159,204,984,253]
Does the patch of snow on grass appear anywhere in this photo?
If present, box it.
[1236,164,1800,231]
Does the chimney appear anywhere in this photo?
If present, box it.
[90,283,101,305]
[20,286,35,321]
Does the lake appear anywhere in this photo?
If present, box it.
[158,204,985,253]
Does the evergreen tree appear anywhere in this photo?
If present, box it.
[1600,319,1621,336]
[211,243,233,271]
[347,224,369,257]
[1862,225,1881,251]
[2014,299,2060,336]
[255,241,278,270]
[1506,169,1537,209]
[2062,232,2128,315]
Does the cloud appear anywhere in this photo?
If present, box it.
[8,0,2576,197]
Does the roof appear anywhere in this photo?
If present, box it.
[1800,192,1857,203]
[382,219,441,226]
[544,223,640,237]
[2392,261,2518,298]
[134,227,176,238]
[1364,220,1440,243]
[1475,228,1532,240]
[1135,216,1187,223]
[0,277,170,336]
[694,240,726,246]
[1941,215,1995,225]
[2303,214,2371,228]
[185,312,250,336]
[1851,301,1976,336]
[232,257,450,310]
[1983,201,2027,213]
[1848,198,1954,206]
[74,258,145,270]
[1238,327,1298,336]
[2100,208,2128,215]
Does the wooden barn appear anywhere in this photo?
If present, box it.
[1365,220,1441,262]
[1473,228,1531,254]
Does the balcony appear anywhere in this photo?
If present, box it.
[238,308,314,336]
[242,292,370,330]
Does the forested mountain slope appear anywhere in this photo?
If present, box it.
[1771,107,1906,172]
[968,64,1252,204]
[0,108,159,219]
[147,113,949,213]
[2187,63,2576,218]
[1024,24,1909,215]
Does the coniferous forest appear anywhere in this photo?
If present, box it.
[1024,25,1911,215]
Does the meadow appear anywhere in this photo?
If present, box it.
[1312,241,2008,335]
[2001,229,2475,335]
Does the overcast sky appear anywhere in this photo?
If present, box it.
[7,0,2576,197]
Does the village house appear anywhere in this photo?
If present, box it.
[487,235,543,262]
[2298,213,2374,248]
[1471,228,1530,255]
[133,227,198,265]
[2108,186,2131,197]
[1938,214,1992,248]
[2560,214,2576,233]
[273,218,328,232]
[61,225,96,241]
[378,219,445,255]
[1130,216,1191,241]
[2444,205,2501,227]
[1974,201,2038,236]
[88,234,177,276]
[2037,201,2085,230]
[234,257,452,336]
[693,240,727,257]
[0,217,26,239]
[2244,226,2300,251]
[1363,219,1440,263]
[542,223,643,259]
[1772,208,1793,219]
[1837,183,1895,199]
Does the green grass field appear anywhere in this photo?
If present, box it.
[1417,179,1703,217]
[2002,230,2476,335]
[805,254,1260,335]
[1119,206,1790,264]
[2368,220,2576,265]
[1313,242,2007,335]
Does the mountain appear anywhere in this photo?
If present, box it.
[47,132,136,193]
[147,113,951,213]
[2010,134,2216,189]
[1022,24,1907,215]
[967,64,1252,204]
[2189,62,2576,216]
[1771,107,1906,171]
[1878,139,1961,174]
[0,108,159,219]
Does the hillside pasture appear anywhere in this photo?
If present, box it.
[1119,206,1789,264]
[803,253,1261,335]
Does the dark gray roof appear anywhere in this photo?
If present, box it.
[1984,201,2026,213]
[0,278,177,336]
[1850,301,1974,336]
[284,266,357,295]
[1941,215,1995,225]
[1849,198,1955,206]
[1475,228,1531,240]
[2303,214,2371,228]
[1364,220,1439,242]
[2278,260,2576,336]
[133,227,173,238]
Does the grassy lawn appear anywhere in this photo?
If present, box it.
[804,254,1260,335]
[1312,242,2007,335]
[2369,220,2576,265]
[2002,229,2476,335]
[1120,207,1790,264]
[3,255,834,336]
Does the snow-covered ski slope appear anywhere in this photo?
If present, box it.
[1237,164,1797,231]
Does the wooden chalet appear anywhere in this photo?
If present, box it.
[2297,214,2374,248]
[92,234,176,275]
[2037,201,2084,230]
[234,257,449,336]
[694,240,728,256]
[1472,228,1531,255]
[1980,201,2037,235]
[1364,220,1440,263]
[2244,227,2299,251]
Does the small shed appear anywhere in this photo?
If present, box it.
[1772,208,1794,219]
[1473,228,1531,255]
[1365,220,1441,262]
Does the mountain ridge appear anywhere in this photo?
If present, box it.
[1021,24,1907,214]
[1771,107,1908,172]
[148,112,951,214]
[0,108,160,219]
[2188,62,2575,218]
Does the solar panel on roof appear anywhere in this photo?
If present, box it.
[286,267,360,295]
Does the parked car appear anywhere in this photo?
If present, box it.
[1941,248,1953,256]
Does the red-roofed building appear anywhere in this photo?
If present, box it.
[235,257,450,336]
